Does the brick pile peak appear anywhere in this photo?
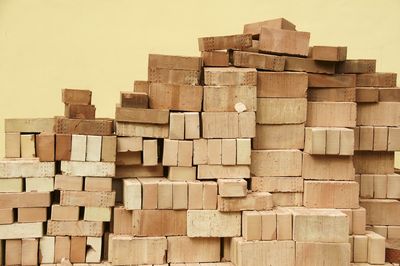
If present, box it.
[1,17,399,265]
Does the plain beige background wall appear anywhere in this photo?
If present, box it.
[0,0,399,165]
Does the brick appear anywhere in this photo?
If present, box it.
[86,236,102,263]
[115,122,169,138]
[336,59,376,74]
[120,91,148,108]
[123,179,141,210]
[47,220,103,236]
[304,127,326,155]
[307,102,357,127]
[61,161,115,177]
[295,242,350,266]
[253,124,305,150]
[251,176,303,192]
[232,51,285,71]
[257,98,307,124]
[259,28,310,56]
[238,112,256,138]
[388,127,400,151]
[18,207,47,223]
[0,208,14,224]
[308,74,355,88]
[276,208,292,240]
[198,34,252,51]
[113,206,133,235]
[143,139,158,166]
[0,192,50,208]
[54,236,70,263]
[148,67,200,85]
[0,178,23,192]
[55,117,113,136]
[0,159,55,177]
[21,238,38,266]
[172,182,188,210]
[202,112,239,138]
[379,87,400,101]
[158,180,173,209]
[5,132,20,158]
[202,51,230,67]
[357,72,397,87]
[251,150,302,177]
[292,208,348,242]
[310,46,347,61]
[374,174,388,198]
[198,165,250,179]
[36,133,55,162]
[54,175,83,191]
[86,135,102,162]
[6,239,22,265]
[167,236,220,263]
[70,134,87,161]
[218,192,273,212]
[360,174,374,198]
[149,83,203,111]
[203,85,257,112]
[373,126,388,151]
[353,207,367,235]
[178,140,193,167]
[236,138,251,165]
[110,235,167,265]
[302,154,355,181]
[70,236,86,263]
[244,18,296,36]
[184,112,200,139]
[204,67,257,86]
[193,139,208,165]
[62,89,92,105]
[304,181,359,208]
[257,72,308,98]
[21,134,36,158]
[115,107,169,124]
[367,231,385,264]
[202,181,218,210]
[242,211,261,240]
[218,179,247,197]
[133,80,150,93]
[188,182,203,210]
[353,151,394,174]
[55,133,72,161]
[308,87,356,102]
[65,104,96,119]
[356,87,379,102]
[387,174,400,199]
[285,57,336,74]
[187,210,241,237]
[132,210,186,236]
[0,222,43,239]
[261,211,277,240]
[5,118,55,133]
[169,113,185,140]
[148,54,202,71]
[51,205,79,221]
[232,238,295,266]
[60,190,115,207]
[168,166,196,181]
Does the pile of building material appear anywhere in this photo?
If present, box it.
[0,17,399,266]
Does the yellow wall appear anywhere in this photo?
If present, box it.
[0,0,399,166]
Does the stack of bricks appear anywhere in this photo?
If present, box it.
[0,17,400,266]
[1,89,116,265]
[351,60,400,258]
